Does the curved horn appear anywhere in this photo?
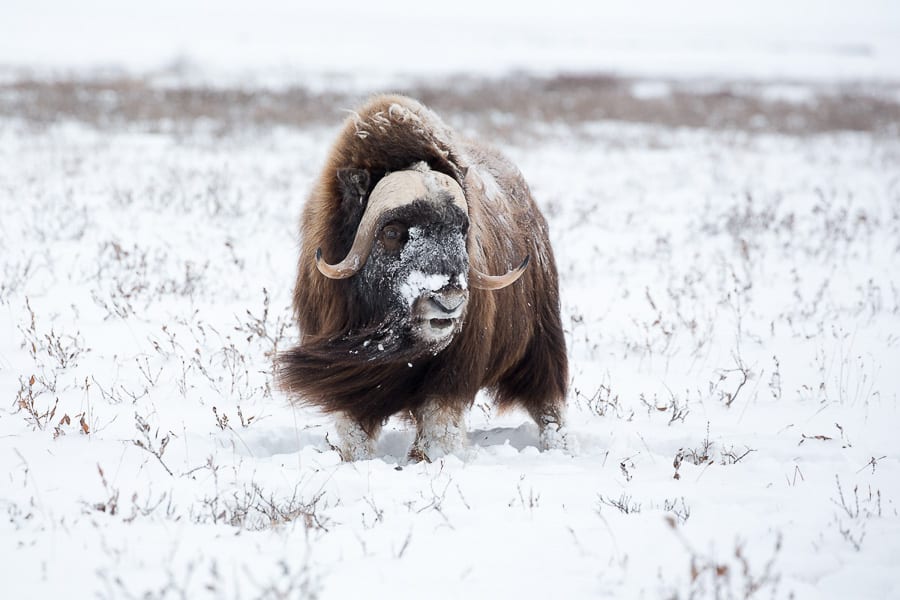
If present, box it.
[315,170,466,279]
[470,256,530,290]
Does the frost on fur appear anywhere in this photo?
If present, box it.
[534,412,575,454]
[409,400,467,462]
[335,413,377,461]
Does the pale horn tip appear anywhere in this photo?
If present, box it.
[314,247,355,279]
[470,255,530,291]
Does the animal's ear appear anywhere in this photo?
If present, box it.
[336,168,370,204]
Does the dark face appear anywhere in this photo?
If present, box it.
[354,197,470,353]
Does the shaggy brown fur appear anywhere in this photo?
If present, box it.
[279,95,567,434]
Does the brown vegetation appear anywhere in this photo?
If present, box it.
[2,73,898,137]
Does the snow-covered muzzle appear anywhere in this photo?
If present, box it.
[355,201,470,354]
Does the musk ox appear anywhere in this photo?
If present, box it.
[278,94,568,461]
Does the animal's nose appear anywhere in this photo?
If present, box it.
[429,288,466,314]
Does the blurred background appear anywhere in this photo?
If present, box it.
[2,0,899,134]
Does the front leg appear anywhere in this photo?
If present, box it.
[409,398,468,462]
[334,413,380,461]
[529,405,572,452]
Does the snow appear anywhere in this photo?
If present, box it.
[399,268,451,307]
[3,105,898,600]
[2,2,900,599]
[2,1,900,85]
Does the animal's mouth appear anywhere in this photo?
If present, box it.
[411,292,467,343]
[429,318,454,330]
[415,316,459,344]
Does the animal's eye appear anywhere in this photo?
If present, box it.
[381,222,409,251]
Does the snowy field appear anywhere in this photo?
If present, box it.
[2,3,900,599]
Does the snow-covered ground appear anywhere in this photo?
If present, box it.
[2,3,900,599]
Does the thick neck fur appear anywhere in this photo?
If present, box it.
[278,319,481,434]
